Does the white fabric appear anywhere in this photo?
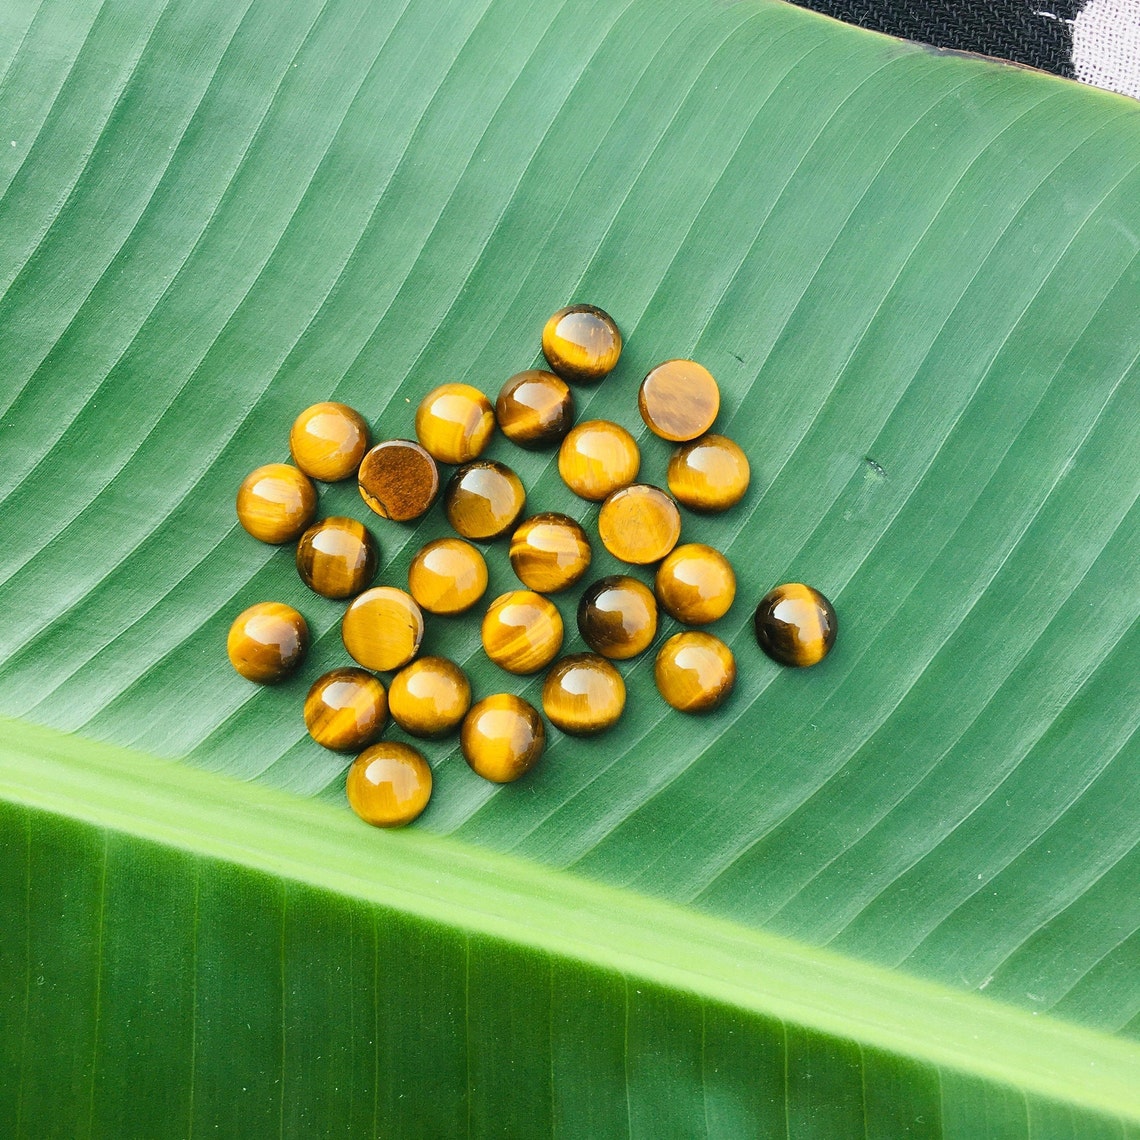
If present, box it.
[1072,0,1140,99]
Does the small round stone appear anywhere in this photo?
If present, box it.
[482,590,564,675]
[654,543,736,625]
[509,513,591,594]
[754,583,838,667]
[388,656,472,738]
[295,516,378,599]
[598,484,682,565]
[496,370,574,448]
[342,586,425,672]
[667,434,750,513]
[461,694,545,783]
[557,420,640,502]
[542,654,625,736]
[444,460,526,541]
[346,742,432,828]
[227,602,308,684]
[577,576,658,660]
[358,439,440,522]
[236,463,317,544]
[415,383,495,465]
[654,631,736,713]
[541,304,621,384]
[407,537,488,615]
[638,359,720,442]
[304,668,387,752]
[289,402,370,482]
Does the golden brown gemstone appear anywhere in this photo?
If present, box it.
[304,668,387,752]
[358,439,440,522]
[541,304,621,384]
[346,742,432,827]
[289,401,370,482]
[577,575,657,660]
[509,513,591,594]
[542,654,625,735]
[654,543,736,625]
[226,602,308,683]
[598,484,681,565]
[406,537,488,615]
[295,516,378,599]
[495,370,574,448]
[444,460,526,541]
[654,631,736,713]
[667,434,750,513]
[481,590,564,674]
[754,583,838,667]
[557,419,640,502]
[638,360,720,442]
[342,586,425,672]
[461,694,545,783]
[388,656,472,738]
[235,463,317,544]
[415,383,495,465]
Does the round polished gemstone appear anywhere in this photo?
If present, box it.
[236,463,317,544]
[444,460,526,541]
[304,668,387,752]
[342,586,425,673]
[509,513,591,594]
[654,631,736,713]
[461,694,545,783]
[388,656,472,738]
[667,434,750,513]
[557,419,640,502]
[226,602,308,684]
[295,516,378,599]
[638,359,720,442]
[495,369,574,448]
[415,383,495,465]
[541,304,621,384]
[289,401,370,482]
[598,484,681,566]
[346,742,432,827]
[754,583,837,667]
[542,653,625,736]
[407,537,488,615]
[358,439,440,522]
[654,543,736,625]
[481,590,564,675]
[576,575,658,660]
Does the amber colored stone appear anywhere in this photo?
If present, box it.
[638,360,720,442]
[289,402,370,482]
[509,513,591,594]
[577,575,657,660]
[754,583,837,667]
[415,383,495,465]
[654,631,736,713]
[496,370,574,448]
[542,304,622,384]
[226,602,308,683]
[346,742,433,827]
[461,694,545,783]
[557,419,640,502]
[388,656,472,738]
[667,434,750,513]
[654,543,736,625]
[444,460,526,541]
[598,484,681,565]
[482,590,564,675]
[342,586,425,672]
[295,516,378,599]
[358,439,440,522]
[236,463,317,544]
[542,654,625,735]
[304,668,387,752]
[407,537,488,615]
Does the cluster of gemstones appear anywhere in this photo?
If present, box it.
[227,305,837,828]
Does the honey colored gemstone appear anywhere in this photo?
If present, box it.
[496,370,574,448]
[557,419,640,502]
[654,543,736,625]
[444,460,526,541]
[388,656,472,738]
[461,694,545,783]
[598,484,681,565]
[654,631,736,713]
[638,360,720,442]
[577,575,657,660]
[346,742,432,827]
[289,401,370,482]
[509,513,591,594]
[407,537,488,615]
[482,590,564,675]
[342,586,425,672]
[295,516,378,599]
[541,304,622,384]
[304,668,387,752]
[358,439,440,522]
[236,463,317,544]
[754,583,837,667]
[667,434,750,513]
[415,383,495,465]
[542,654,625,735]
[226,602,308,684]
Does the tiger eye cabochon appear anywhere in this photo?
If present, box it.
[289,402,371,482]
[753,583,838,667]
